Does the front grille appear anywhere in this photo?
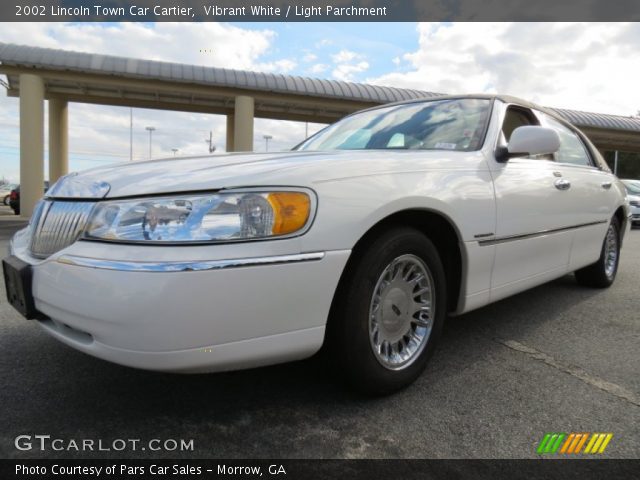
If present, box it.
[29,200,95,258]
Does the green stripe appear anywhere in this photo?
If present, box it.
[537,433,552,454]
[550,433,566,453]
[544,434,559,453]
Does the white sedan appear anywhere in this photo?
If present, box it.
[3,95,631,394]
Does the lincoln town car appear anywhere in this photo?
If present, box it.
[3,95,631,394]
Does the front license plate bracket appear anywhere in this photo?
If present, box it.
[3,255,38,319]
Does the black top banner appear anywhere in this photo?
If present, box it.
[3,0,640,22]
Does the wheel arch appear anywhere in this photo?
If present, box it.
[614,205,627,246]
[326,208,467,333]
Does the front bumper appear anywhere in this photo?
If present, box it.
[10,232,350,372]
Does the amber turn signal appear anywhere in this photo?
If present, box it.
[267,192,311,235]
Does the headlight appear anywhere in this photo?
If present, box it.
[84,189,314,243]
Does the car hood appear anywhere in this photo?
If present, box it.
[47,149,477,199]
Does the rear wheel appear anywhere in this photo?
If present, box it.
[327,227,446,395]
[575,217,620,288]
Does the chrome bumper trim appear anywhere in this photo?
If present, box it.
[56,252,325,272]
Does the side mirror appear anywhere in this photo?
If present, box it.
[496,126,560,162]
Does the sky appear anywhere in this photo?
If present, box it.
[0,22,639,182]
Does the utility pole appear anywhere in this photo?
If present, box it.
[171,148,178,156]
[205,131,216,153]
[263,135,273,152]
[145,126,155,159]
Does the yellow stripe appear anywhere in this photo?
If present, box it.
[574,433,589,454]
[584,433,598,454]
[560,434,575,454]
[589,434,606,454]
[597,434,613,454]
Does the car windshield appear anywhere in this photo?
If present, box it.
[296,98,491,152]
[622,180,640,195]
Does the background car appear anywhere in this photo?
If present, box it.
[9,182,49,215]
[0,183,17,206]
[621,179,640,227]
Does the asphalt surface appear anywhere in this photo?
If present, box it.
[0,206,638,459]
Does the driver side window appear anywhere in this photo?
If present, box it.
[502,107,536,142]
[500,106,552,160]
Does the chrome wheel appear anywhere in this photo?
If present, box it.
[368,254,435,371]
[604,224,618,279]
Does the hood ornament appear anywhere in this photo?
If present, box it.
[46,173,111,199]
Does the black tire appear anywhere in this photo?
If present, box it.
[326,227,447,395]
[575,217,620,288]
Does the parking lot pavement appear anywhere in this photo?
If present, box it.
[0,217,638,459]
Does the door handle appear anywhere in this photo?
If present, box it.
[554,178,571,191]
[601,181,612,190]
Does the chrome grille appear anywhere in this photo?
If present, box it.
[29,201,95,258]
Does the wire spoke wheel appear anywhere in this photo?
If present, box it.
[368,254,435,371]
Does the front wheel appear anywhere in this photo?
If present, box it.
[327,227,447,395]
[575,217,620,288]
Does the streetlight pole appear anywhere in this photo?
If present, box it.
[145,126,156,159]
[263,135,273,152]
[171,148,178,156]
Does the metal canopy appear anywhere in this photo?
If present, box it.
[1,42,640,149]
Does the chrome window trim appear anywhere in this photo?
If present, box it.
[56,251,326,272]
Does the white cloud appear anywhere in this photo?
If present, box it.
[330,49,369,81]
[332,61,369,81]
[331,49,359,63]
[315,39,332,48]
[303,52,318,62]
[257,58,297,73]
[369,22,640,116]
[309,63,329,74]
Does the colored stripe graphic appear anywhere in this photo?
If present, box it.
[538,433,613,454]
[560,433,575,454]
[584,434,599,454]
[573,433,589,454]
[585,433,614,454]
[537,433,566,454]
[537,434,552,454]
[597,434,613,454]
